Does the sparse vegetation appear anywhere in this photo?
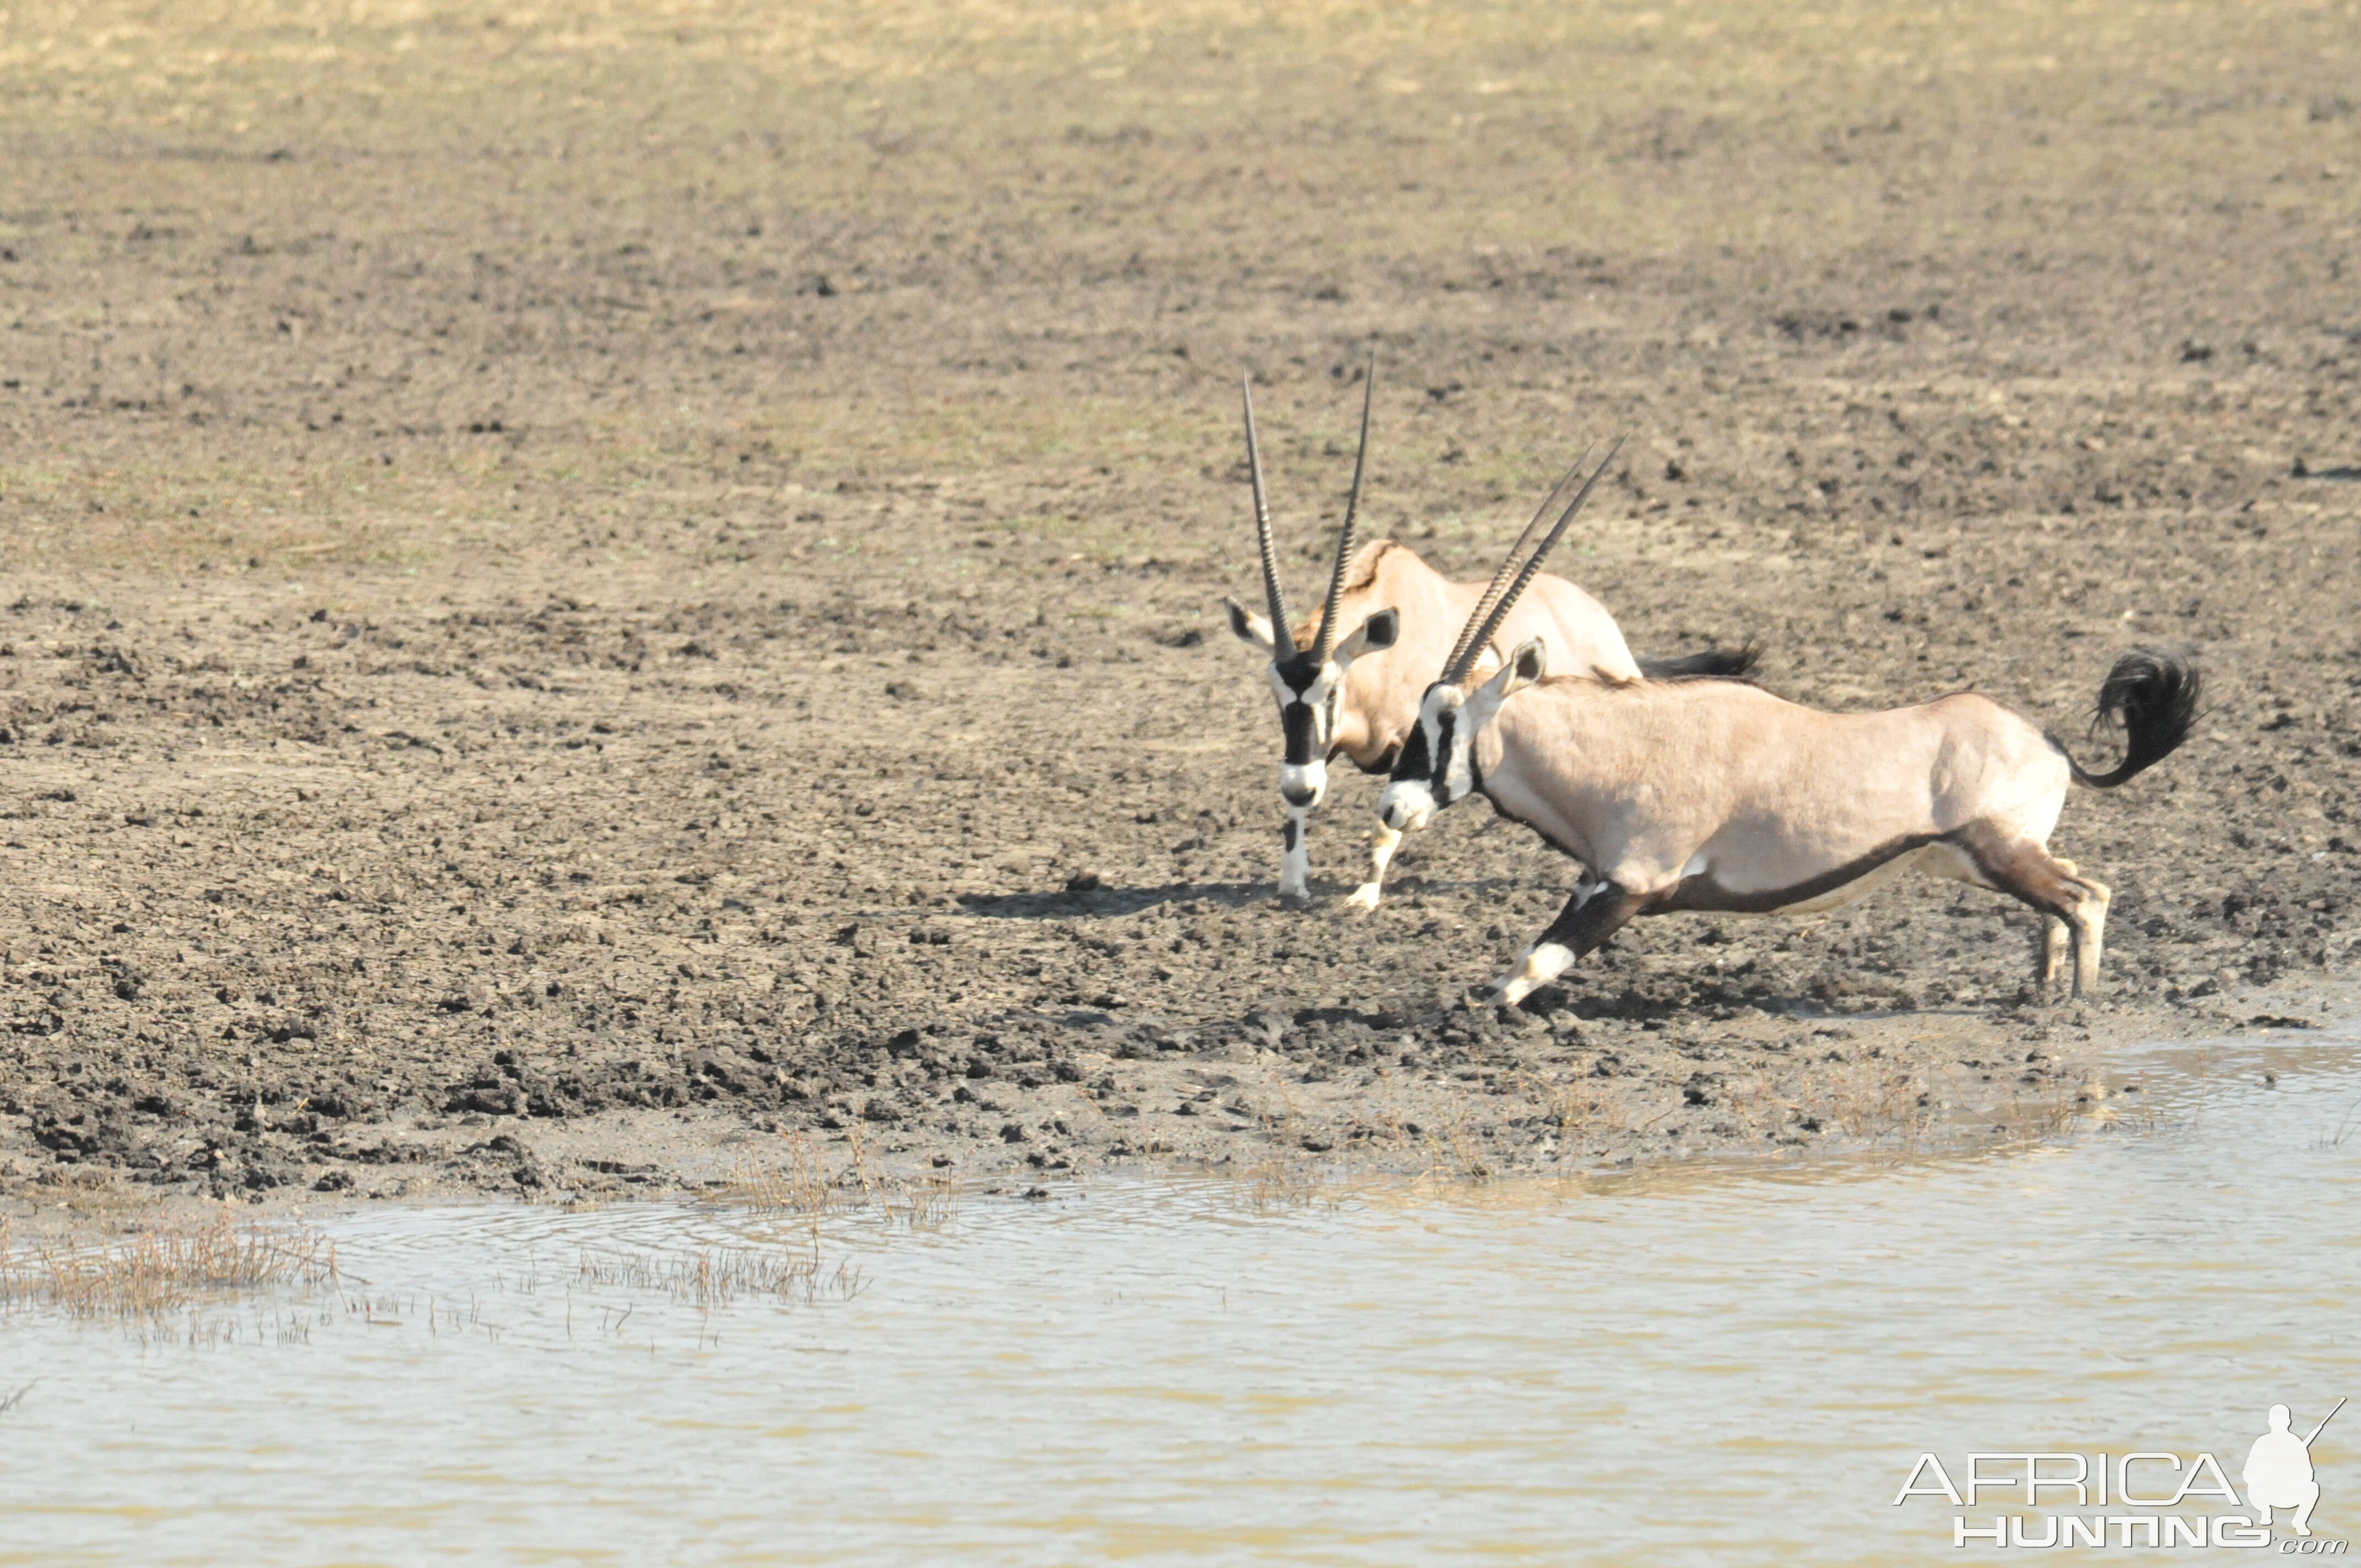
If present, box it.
[0,1210,337,1323]
[575,1244,863,1308]
[725,1131,961,1232]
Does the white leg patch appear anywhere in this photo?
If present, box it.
[1343,824,1402,913]
[1279,807,1312,901]
[1488,941,1575,1009]
[2072,884,2110,998]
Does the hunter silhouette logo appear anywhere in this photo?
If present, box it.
[1895,1397,2348,1550]
[2249,1399,2344,1539]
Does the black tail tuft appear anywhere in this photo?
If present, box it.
[2067,645,2201,788]
[1638,644,1760,682]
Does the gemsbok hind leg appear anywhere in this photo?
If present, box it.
[2041,918,2071,992]
[2066,869,2111,998]
[2038,854,2112,998]
[1966,834,2112,999]
[1482,878,1642,1010]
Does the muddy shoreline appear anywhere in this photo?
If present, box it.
[1,548,2350,1205]
[3,2,2358,1203]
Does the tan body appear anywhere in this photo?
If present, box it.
[1313,541,1640,767]
[1477,679,2068,914]
[1380,641,2199,1008]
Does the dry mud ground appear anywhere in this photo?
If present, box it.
[1,1,2358,1205]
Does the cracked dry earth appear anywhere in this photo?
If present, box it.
[3,0,2360,1205]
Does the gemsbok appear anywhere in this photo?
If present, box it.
[1224,371,1751,909]
[1376,448,2201,1007]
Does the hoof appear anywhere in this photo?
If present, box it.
[1341,884,1381,913]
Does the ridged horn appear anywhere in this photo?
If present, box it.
[1310,355,1378,666]
[1439,438,1624,688]
[1241,372,1292,652]
[1438,445,1591,688]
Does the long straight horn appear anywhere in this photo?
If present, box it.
[1439,437,1625,688]
[1438,445,1591,685]
[1242,373,1293,651]
[1310,355,1378,666]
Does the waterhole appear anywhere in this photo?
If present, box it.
[4,1026,2357,1565]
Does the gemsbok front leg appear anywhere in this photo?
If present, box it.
[1278,809,1313,902]
[1342,823,1402,912]
[1481,878,1643,1010]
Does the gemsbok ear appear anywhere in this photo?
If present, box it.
[1332,607,1400,666]
[1223,596,1276,652]
[1464,636,1546,731]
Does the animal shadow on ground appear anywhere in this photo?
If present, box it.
[954,881,1266,921]
[951,871,1538,922]
[1515,978,2027,1026]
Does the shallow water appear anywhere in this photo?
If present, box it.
[5,1026,2359,1566]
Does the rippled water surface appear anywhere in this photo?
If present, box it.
[5,1026,2359,1566]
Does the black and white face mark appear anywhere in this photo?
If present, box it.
[1225,603,1400,901]
[1271,652,1339,806]
[1378,685,1460,833]
[1378,636,1546,834]
[1225,605,1400,813]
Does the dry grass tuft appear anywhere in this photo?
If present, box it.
[724,1131,961,1232]
[725,1133,845,1218]
[1230,1150,1326,1213]
[576,1244,863,1308]
[1411,1114,1495,1184]
[1516,1069,1638,1136]
[0,1210,337,1322]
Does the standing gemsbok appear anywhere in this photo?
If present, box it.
[1223,369,1751,908]
[1376,447,2201,1006]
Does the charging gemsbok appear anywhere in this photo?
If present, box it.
[1376,447,2201,1006]
[1223,369,1751,908]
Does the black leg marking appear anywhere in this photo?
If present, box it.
[1482,880,1645,1008]
[1536,880,1644,959]
[1956,826,2112,999]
